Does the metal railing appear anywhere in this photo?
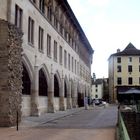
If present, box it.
[118,111,130,140]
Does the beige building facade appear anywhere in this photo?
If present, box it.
[91,79,103,99]
[0,0,93,126]
[108,43,140,102]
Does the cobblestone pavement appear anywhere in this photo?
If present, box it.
[0,105,118,140]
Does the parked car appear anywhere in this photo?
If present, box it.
[93,99,102,105]
[92,99,107,106]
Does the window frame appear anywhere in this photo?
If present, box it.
[68,53,70,70]
[128,77,133,85]
[117,65,121,72]
[128,65,132,72]
[59,46,63,65]
[38,26,44,52]
[53,40,57,62]
[117,77,122,85]
[28,17,34,45]
[47,34,51,57]
[15,4,23,29]
[39,0,45,13]
[117,57,121,63]
[64,50,67,68]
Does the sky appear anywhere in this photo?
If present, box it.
[67,0,140,78]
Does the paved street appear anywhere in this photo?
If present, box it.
[39,105,117,129]
[0,105,118,140]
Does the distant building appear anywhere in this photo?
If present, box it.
[108,43,140,103]
[91,78,109,100]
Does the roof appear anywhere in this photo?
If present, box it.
[92,79,103,85]
[110,43,140,58]
[58,0,94,54]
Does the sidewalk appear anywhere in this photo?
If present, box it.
[20,107,84,128]
[0,105,117,140]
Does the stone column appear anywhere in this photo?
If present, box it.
[67,79,72,109]
[0,20,23,126]
[47,72,55,113]
[59,73,65,111]
[31,66,40,116]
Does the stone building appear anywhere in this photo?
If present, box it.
[0,0,93,126]
[91,78,109,100]
[108,43,140,103]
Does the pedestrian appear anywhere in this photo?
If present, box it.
[84,96,88,110]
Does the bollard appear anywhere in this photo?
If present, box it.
[17,111,18,131]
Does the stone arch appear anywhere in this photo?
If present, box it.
[22,64,31,95]
[39,69,48,96]
[77,82,84,107]
[38,64,51,96]
[22,54,33,82]
[38,64,51,89]
[54,70,62,97]
[22,54,33,95]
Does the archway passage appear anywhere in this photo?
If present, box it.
[39,69,48,96]
[22,64,31,95]
[64,81,67,98]
[78,93,84,107]
[54,75,59,97]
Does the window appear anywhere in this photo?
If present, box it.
[59,46,62,64]
[72,57,74,72]
[68,53,70,70]
[117,65,121,72]
[64,50,67,68]
[117,57,121,63]
[15,4,23,29]
[139,77,140,84]
[54,17,58,29]
[39,0,45,13]
[47,5,52,21]
[117,77,122,85]
[95,89,98,92]
[129,57,132,62]
[60,24,63,35]
[38,26,44,52]
[47,34,51,56]
[53,40,57,61]
[54,7,58,29]
[139,57,140,63]
[77,62,79,75]
[128,65,132,72]
[95,84,98,87]
[128,77,133,85]
[139,66,140,72]
[65,31,67,41]
[75,59,76,74]
[95,94,98,98]
[28,17,34,45]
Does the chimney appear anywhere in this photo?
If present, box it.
[93,73,96,82]
[117,49,120,52]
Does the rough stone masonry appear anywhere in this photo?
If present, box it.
[0,19,23,126]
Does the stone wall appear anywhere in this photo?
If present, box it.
[0,19,23,126]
